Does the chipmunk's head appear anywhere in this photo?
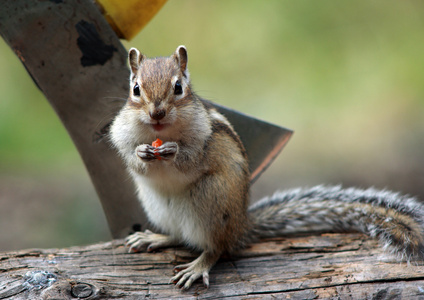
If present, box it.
[127,46,192,132]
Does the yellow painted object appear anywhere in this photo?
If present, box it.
[95,0,167,40]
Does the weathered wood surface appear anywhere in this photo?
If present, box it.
[1,233,424,299]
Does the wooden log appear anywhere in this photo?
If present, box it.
[1,233,424,299]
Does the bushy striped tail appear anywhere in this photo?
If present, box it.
[248,185,424,260]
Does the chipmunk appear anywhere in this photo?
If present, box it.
[110,45,424,290]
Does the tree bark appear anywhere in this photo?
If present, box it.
[1,233,423,299]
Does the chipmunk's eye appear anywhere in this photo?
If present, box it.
[133,83,141,96]
[174,80,183,95]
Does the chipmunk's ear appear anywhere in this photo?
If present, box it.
[128,48,144,76]
[174,45,188,74]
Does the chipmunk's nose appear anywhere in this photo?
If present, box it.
[150,109,166,121]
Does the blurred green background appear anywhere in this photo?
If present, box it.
[1,1,424,251]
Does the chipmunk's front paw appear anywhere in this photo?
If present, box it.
[125,230,176,253]
[155,142,178,160]
[136,144,157,162]
[136,142,177,162]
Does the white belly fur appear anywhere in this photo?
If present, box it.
[132,165,208,250]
